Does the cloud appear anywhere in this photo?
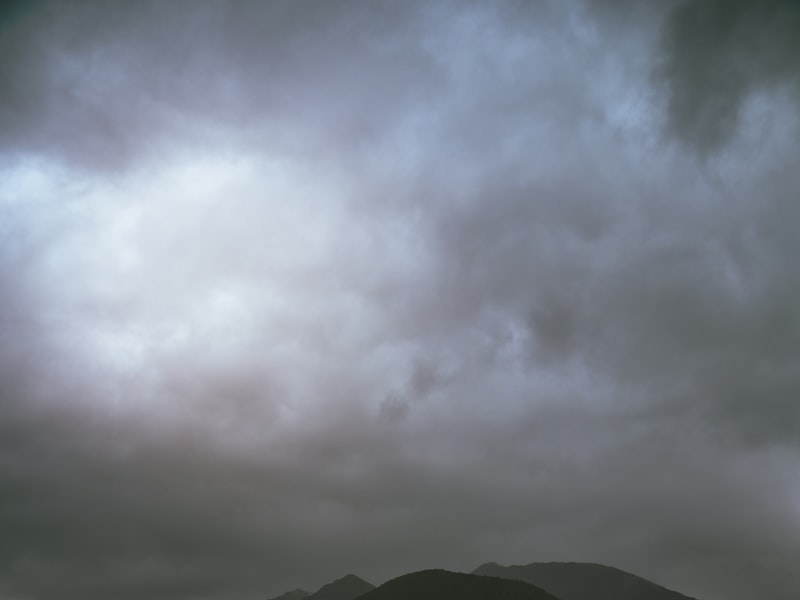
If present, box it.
[0,2,798,600]
[656,0,800,155]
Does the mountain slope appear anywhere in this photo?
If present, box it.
[473,562,698,600]
[307,574,374,600]
[358,569,560,600]
[267,590,310,600]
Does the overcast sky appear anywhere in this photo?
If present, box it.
[1,1,799,599]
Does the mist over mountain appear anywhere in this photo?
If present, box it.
[473,562,698,600]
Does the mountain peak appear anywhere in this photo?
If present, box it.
[359,569,559,600]
[308,573,374,600]
[337,574,371,584]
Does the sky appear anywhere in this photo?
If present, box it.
[1,1,799,599]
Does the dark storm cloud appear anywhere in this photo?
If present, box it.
[0,0,440,170]
[657,0,800,155]
[1,2,799,600]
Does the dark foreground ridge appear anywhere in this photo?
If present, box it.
[473,561,699,600]
[267,561,701,600]
[358,569,559,600]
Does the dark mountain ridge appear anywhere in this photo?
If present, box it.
[267,560,701,600]
[473,561,699,600]
[358,569,560,600]
[306,574,374,600]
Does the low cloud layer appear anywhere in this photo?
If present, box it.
[1,2,799,600]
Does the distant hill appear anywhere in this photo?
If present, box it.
[473,562,698,600]
[358,569,560,600]
[267,589,309,600]
[307,574,374,600]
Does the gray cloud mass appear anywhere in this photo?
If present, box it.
[1,2,799,600]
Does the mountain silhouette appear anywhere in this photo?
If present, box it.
[473,562,698,600]
[267,589,310,600]
[358,569,559,600]
[307,574,374,600]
